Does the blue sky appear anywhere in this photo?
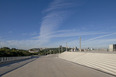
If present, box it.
[0,0,116,49]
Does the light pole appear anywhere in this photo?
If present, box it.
[80,37,81,52]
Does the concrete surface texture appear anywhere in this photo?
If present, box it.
[59,52,116,76]
[2,54,114,77]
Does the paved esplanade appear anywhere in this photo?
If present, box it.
[2,55,114,77]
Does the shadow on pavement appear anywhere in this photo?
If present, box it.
[0,57,38,76]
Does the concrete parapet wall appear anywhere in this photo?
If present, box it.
[59,52,116,75]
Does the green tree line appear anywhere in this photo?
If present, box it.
[0,47,71,57]
[0,47,33,57]
[39,47,71,55]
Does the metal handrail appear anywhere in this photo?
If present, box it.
[0,56,31,63]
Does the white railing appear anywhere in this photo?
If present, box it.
[0,56,31,63]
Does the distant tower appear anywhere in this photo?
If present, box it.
[80,37,81,51]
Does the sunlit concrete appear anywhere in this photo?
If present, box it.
[59,52,116,76]
[2,54,114,77]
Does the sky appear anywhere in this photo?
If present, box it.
[0,0,116,49]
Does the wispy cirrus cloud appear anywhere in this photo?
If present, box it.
[0,40,41,49]
[55,32,116,48]
[36,29,106,39]
[22,32,39,36]
[50,31,106,38]
[1,31,115,49]
[44,0,75,12]
[84,32,116,42]
[60,38,116,48]
[39,0,76,45]
[83,39,116,48]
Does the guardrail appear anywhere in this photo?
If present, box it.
[0,56,31,63]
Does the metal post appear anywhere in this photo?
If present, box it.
[80,37,81,52]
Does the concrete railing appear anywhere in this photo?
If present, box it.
[0,56,31,63]
[59,52,116,75]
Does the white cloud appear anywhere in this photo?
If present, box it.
[1,31,115,49]
[38,0,89,46]
[39,0,75,44]
[37,29,106,39]
[80,33,116,48]
[83,39,116,48]
[1,0,115,49]
[59,38,116,49]
[39,0,107,45]
[45,0,75,12]
[54,32,116,48]
[0,30,106,49]
[84,33,116,42]
[51,31,106,38]
[22,32,39,36]
[0,40,42,49]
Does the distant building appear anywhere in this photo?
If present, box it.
[109,44,116,52]
[29,48,40,53]
[70,47,79,52]
[29,50,39,53]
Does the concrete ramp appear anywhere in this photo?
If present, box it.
[59,52,116,75]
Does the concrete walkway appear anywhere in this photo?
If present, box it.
[2,54,114,77]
